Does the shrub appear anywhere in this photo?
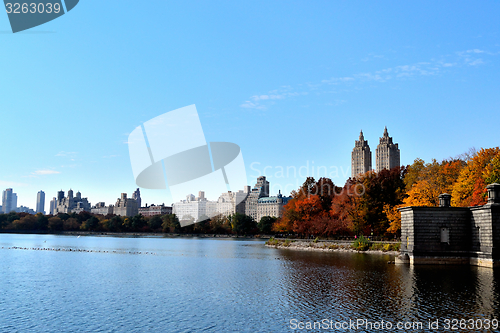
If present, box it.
[352,236,371,251]
[313,237,319,243]
[383,244,392,252]
[266,237,279,246]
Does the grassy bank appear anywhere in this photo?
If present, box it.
[266,236,400,253]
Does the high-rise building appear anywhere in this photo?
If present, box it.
[2,188,17,214]
[36,190,45,214]
[375,126,400,172]
[54,189,91,214]
[244,176,272,221]
[49,197,57,215]
[351,130,372,177]
[132,188,141,208]
[113,193,139,217]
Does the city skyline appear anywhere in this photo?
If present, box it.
[1,2,500,209]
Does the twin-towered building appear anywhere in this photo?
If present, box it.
[351,127,400,176]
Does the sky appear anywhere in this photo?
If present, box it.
[1,1,500,210]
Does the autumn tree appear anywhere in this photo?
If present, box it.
[404,159,464,207]
[355,166,406,236]
[48,216,63,231]
[452,147,500,206]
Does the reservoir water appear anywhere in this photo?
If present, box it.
[1,234,499,332]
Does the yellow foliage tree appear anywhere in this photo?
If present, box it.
[451,148,500,207]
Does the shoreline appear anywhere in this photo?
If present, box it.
[0,230,271,240]
[266,240,400,256]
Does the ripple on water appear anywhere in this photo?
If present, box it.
[1,234,500,332]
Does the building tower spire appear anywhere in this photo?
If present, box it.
[352,130,372,176]
[376,126,400,172]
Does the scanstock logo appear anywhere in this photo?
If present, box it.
[128,105,248,227]
[3,0,79,33]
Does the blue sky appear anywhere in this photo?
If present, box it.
[1,1,500,209]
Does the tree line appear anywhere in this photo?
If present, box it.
[2,147,498,239]
[0,210,277,236]
[272,147,500,238]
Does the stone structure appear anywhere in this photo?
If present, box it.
[351,130,372,176]
[54,189,91,214]
[2,188,17,214]
[139,204,172,217]
[398,183,500,268]
[375,126,400,172]
[113,193,139,217]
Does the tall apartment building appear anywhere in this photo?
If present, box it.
[351,130,372,177]
[132,188,142,208]
[173,177,290,225]
[36,190,45,214]
[2,188,17,214]
[54,189,91,214]
[173,191,217,226]
[351,128,400,177]
[49,197,57,215]
[113,193,139,217]
[91,202,114,215]
[244,176,270,221]
[375,126,400,172]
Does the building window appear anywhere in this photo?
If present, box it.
[440,228,450,244]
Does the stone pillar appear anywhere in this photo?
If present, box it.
[439,193,452,207]
[486,183,500,204]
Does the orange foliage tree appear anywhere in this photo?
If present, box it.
[404,159,464,207]
[451,148,500,207]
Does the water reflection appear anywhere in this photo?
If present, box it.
[1,234,500,332]
[274,249,500,331]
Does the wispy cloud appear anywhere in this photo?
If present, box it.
[0,180,29,187]
[241,88,308,109]
[55,151,77,157]
[241,48,497,110]
[33,169,61,175]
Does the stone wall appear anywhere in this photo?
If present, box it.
[398,184,500,268]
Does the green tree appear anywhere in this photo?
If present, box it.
[131,214,147,231]
[80,216,99,231]
[109,215,123,232]
[36,213,49,230]
[230,213,257,235]
[162,214,181,233]
[148,215,163,231]
[258,216,277,234]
